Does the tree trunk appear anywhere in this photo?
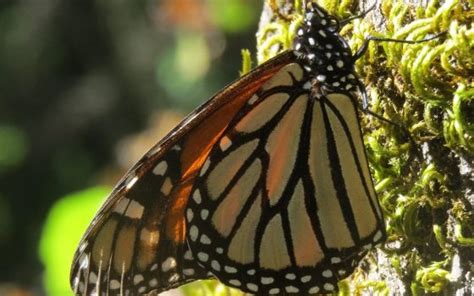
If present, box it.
[254,0,473,295]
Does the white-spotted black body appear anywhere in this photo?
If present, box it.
[294,3,360,96]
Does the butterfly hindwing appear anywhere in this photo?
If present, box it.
[185,62,385,295]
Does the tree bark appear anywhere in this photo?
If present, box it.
[256,0,473,295]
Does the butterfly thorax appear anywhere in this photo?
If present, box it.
[294,3,359,96]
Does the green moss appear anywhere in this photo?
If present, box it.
[254,0,473,294]
[182,0,472,294]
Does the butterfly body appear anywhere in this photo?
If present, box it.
[71,2,386,295]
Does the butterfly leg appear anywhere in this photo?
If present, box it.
[339,3,377,27]
[352,32,446,61]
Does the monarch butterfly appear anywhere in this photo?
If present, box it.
[70,1,439,295]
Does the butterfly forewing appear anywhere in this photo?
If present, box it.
[185,62,385,295]
[70,53,295,295]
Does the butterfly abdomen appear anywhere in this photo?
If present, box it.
[294,3,360,96]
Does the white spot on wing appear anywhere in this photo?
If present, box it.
[322,270,333,278]
[160,177,173,195]
[224,265,237,273]
[324,283,335,291]
[73,276,79,287]
[89,272,97,284]
[373,230,383,242]
[79,253,89,269]
[183,268,195,276]
[248,94,259,105]
[286,286,299,293]
[192,190,202,204]
[331,257,341,263]
[125,200,144,219]
[113,198,130,214]
[184,250,193,260]
[309,286,320,293]
[186,208,194,222]
[149,278,158,287]
[200,234,212,245]
[125,175,138,189]
[301,275,311,283]
[219,136,232,151]
[261,277,274,284]
[133,274,144,285]
[79,242,88,252]
[200,159,210,176]
[77,282,84,293]
[285,273,296,280]
[211,260,221,271]
[247,283,258,292]
[197,252,209,262]
[110,279,120,290]
[200,209,209,220]
[152,161,168,176]
[161,257,177,272]
[146,145,161,157]
[189,225,199,241]
[169,273,180,282]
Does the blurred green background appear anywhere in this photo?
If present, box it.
[0,0,260,295]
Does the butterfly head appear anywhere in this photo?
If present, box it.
[294,2,359,94]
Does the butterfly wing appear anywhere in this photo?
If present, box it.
[186,62,386,295]
[70,52,295,295]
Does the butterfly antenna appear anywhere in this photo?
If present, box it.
[353,31,446,61]
[340,2,377,27]
[361,108,423,167]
